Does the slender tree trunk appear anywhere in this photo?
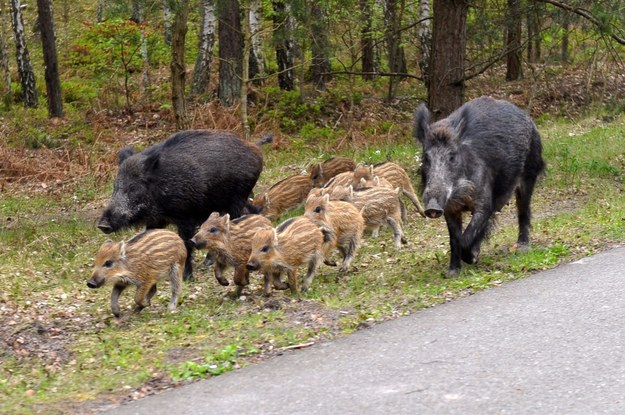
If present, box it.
[36,0,63,117]
[561,12,569,64]
[531,4,541,62]
[428,0,467,119]
[217,0,242,106]
[10,0,37,107]
[310,2,330,90]
[0,0,11,108]
[505,0,522,81]
[240,0,251,139]
[249,0,264,84]
[132,0,150,100]
[384,0,407,101]
[190,0,215,99]
[360,0,376,80]
[163,0,173,45]
[418,0,431,89]
[171,0,189,130]
[272,0,296,91]
[96,0,104,22]
[526,4,533,63]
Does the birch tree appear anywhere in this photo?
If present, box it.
[10,0,37,107]
[0,0,11,108]
[418,0,431,89]
[217,0,242,106]
[272,0,296,91]
[190,0,216,98]
[248,0,264,82]
[171,0,189,129]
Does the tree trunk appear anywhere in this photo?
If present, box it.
[529,4,541,63]
[10,0,37,107]
[561,12,569,64]
[310,2,330,91]
[217,0,242,106]
[240,0,251,139]
[418,0,432,89]
[428,0,467,120]
[248,0,264,84]
[131,0,151,101]
[505,0,522,81]
[163,0,173,45]
[384,0,407,101]
[36,0,63,117]
[360,0,376,80]
[0,0,11,108]
[272,0,296,91]
[190,0,215,99]
[170,0,189,130]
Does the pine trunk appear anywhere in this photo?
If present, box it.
[418,0,431,89]
[505,0,522,81]
[217,0,242,106]
[272,0,296,91]
[428,0,467,119]
[310,3,330,90]
[360,0,376,80]
[37,0,63,117]
[171,0,189,130]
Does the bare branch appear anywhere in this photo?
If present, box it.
[536,0,625,45]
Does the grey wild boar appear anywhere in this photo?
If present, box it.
[87,229,186,317]
[97,130,271,281]
[246,217,333,294]
[305,193,364,273]
[190,212,287,296]
[308,156,356,188]
[352,162,426,218]
[251,174,313,221]
[330,185,405,249]
[414,96,545,277]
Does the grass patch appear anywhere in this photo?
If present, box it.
[1,115,624,414]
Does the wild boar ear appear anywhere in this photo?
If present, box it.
[322,194,330,203]
[118,146,135,165]
[209,211,220,220]
[413,103,431,145]
[359,178,367,186]
[272,228,279,244]
[348,185,354,198]
[224,214,231,231]
[373,176,380,186]
[368,165,374,174]
[144,153,160,173]
[263,193,270,204]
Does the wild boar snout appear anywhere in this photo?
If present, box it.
[424,198,444,219]
[246,261,260,271]
[87,276,105,289]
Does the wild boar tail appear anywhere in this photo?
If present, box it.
[254,133,274,147]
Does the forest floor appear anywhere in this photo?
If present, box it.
[1,64,625,414]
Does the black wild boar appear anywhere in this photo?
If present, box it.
[413,96,545,277]
[98,130,270,280]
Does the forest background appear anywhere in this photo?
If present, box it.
[1,0,625,414]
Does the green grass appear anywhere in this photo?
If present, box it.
[1,115,624,414]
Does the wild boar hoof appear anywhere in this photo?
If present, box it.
[324,259,337,267]
[217,278,230,287]
[445,268,460,279]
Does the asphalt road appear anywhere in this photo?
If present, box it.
[103,246,625,415]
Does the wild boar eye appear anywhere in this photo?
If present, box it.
[311,174,319,180]
[209,227,218,234]
[449,154,456,163]
[260,245,270,253]
[103,260,114,268]
[314,206,323,214]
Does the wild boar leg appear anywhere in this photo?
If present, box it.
[178,224,197,281]
[302,259,320,292]
[387,217,403,250]
[515,176,538,248]
[110,283,128,318]
[133,283,156,313]
[444,211,463,277]
[287,270,299,295]
[271,272,289,291]
[214,262,230,286]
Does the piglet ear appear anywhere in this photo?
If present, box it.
[413,103,431,145]
[209,212,220,220]
[323,194,330,203]
[224,214,231,231]
[272,228,279,244]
